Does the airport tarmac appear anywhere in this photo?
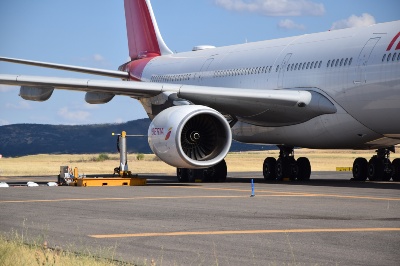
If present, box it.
[0,172,399,265]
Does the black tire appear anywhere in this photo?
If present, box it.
[352,157,368,181]
[263,157,276,181]
[177,168,189,182]
[297,157,311,181]
[203,159,227,182]
[276,158,293,181]
[368,156,383,181]
[392,158,400,182]
[381,158,392,181]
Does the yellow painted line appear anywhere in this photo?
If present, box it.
[89,228,400,239]
[2,191,399,203]
[168,186,400,201]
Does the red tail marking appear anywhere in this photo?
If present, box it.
[124,0,160,60]
[387,32,400,51]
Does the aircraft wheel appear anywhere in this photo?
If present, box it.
[297,157,311,181]
[352,157,368,181]
[392,158,400,182]
[276,158,293,181]
[203,159,227,182]
[177,168,189,182]
[263,157,276,181]
[368,157,383,181]
[381,159,392,181]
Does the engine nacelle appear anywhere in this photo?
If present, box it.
[148,105,232,168]
[19,86,54,101]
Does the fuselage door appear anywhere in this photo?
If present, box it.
[278,53,292,88]
[354,37,380,84]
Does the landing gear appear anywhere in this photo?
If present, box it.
[176,159,227,183]
[352,147,397,181]
[352,158,368,181]
[263,146,311,181]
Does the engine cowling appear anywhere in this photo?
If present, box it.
[148,105,232,168]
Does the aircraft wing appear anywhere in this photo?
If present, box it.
[0,74,336,126]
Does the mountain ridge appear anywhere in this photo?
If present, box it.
[0,118,270,157]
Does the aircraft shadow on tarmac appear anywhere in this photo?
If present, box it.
[144,172,400,190]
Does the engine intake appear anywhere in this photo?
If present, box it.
[148,105,232,168]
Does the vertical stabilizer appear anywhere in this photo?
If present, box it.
[124,0,173,60]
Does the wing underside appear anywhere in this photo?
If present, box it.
[0,74,336,126]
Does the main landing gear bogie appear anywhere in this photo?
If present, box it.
[352,147,400,182]
[263,146,311,182]
[177,159,227,183]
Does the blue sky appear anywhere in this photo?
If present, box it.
[0,0,399,126]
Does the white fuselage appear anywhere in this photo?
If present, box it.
[140,21,400,150]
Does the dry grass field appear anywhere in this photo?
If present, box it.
[1,149,399,177]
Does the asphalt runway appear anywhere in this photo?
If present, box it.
[1,172,399,265]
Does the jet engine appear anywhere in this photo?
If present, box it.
[148,105,232,168]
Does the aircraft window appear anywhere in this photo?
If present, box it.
[398,53,400,61]
[294,63,298,70]
[299,63,303,70]
[393,53,397,61]
[319,61,322,68]
[344,58,348,66]
[327,60,330,67]
[302,63,306,70]
[276,65,279,72]
[335,59,339,67]
[387,53,392,62]
[287,64,290,71]
[306,62,310,69]
[331,60,335,67]
[268,66,272,73]
[291,64,294,71]
[340,58,344,66]
[349,58,353,65]
[258,67,262,74]
[310,62,314,69]
[382,54,387,62]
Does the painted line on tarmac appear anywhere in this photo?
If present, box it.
[0,195,259,204]
[1,192,399,203]
[89,227,400,239]
[168,186,400,201]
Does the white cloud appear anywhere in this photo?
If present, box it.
[93,54,105,62]
[0,85,18,93]
[0,119,10,126]
[215,0,325,16]
[278,19,305,30]
[5,101,31,110]
[58,107,90,122]
[331,13,376,30]
[115,118,124,124]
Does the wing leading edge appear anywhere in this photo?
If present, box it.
[0,74,336,126]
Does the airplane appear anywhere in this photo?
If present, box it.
[1,0,399,183]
